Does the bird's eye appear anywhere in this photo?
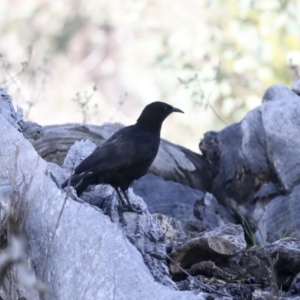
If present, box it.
[164,106,168,111]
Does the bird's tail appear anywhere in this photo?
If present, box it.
[61,174,96,196]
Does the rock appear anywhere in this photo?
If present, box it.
[290,272,300,295]
[152,213,208,255]
[193,192,235,230]
[175,237,300,298]
[0,114,207,300]
[169,224,246,275]
[261,96,300,192]
[261,237,300,289]
[199,84,300,244]
[4,80,300,298]
[202,83,300,204]
[222,237,300,292]
[152,213,187,249]
[21,120,44,141]
[62,139,97,175]
[256,185,300,243]
[252,182,281,202]
[0,88,23,131]
[133,173,204,223]
[198,131,220,179]
[0,183,12,227]
[291,79,300,95]
[0,88,44,140]
[262,83,299,102]
[116,196,175,289]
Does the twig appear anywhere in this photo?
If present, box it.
[109,92,128,122]
[24,57,49,119]
[42,193,68,281]
[72,85,98,123]
[0,55,27,86]
[178,65,227,126]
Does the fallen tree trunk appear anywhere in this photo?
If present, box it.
[32,123,213,192]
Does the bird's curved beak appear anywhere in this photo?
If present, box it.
[172,107,184,114]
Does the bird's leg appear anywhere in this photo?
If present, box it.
[120,189,144,214]
[114,188,127,206]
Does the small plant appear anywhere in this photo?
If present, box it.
[72,85,98,123]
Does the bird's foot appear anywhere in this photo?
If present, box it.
[119,204,145,214]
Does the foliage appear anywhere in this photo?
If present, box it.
[0,0,299,150]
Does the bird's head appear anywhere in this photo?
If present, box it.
[137,101,184,134]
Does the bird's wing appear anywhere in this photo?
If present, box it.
[74,125,158,175]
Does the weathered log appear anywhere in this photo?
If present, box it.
[32,123,213,192]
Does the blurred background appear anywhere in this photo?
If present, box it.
[0,0,299,152]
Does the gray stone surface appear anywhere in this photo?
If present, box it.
[133,174,235,234]
[194,192,236,229]
[257,185,300,243]
[0,88,44,141]
[262,83,300,102]
[62,139,97,175]
[291,79,300,95]
[262,97,300,191]
[133,173,203,223]
[152,213,187,247]
[0,88,22,131]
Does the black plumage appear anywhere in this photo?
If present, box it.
[62,101,183,213]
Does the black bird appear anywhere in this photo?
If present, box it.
[62,101,183,213]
